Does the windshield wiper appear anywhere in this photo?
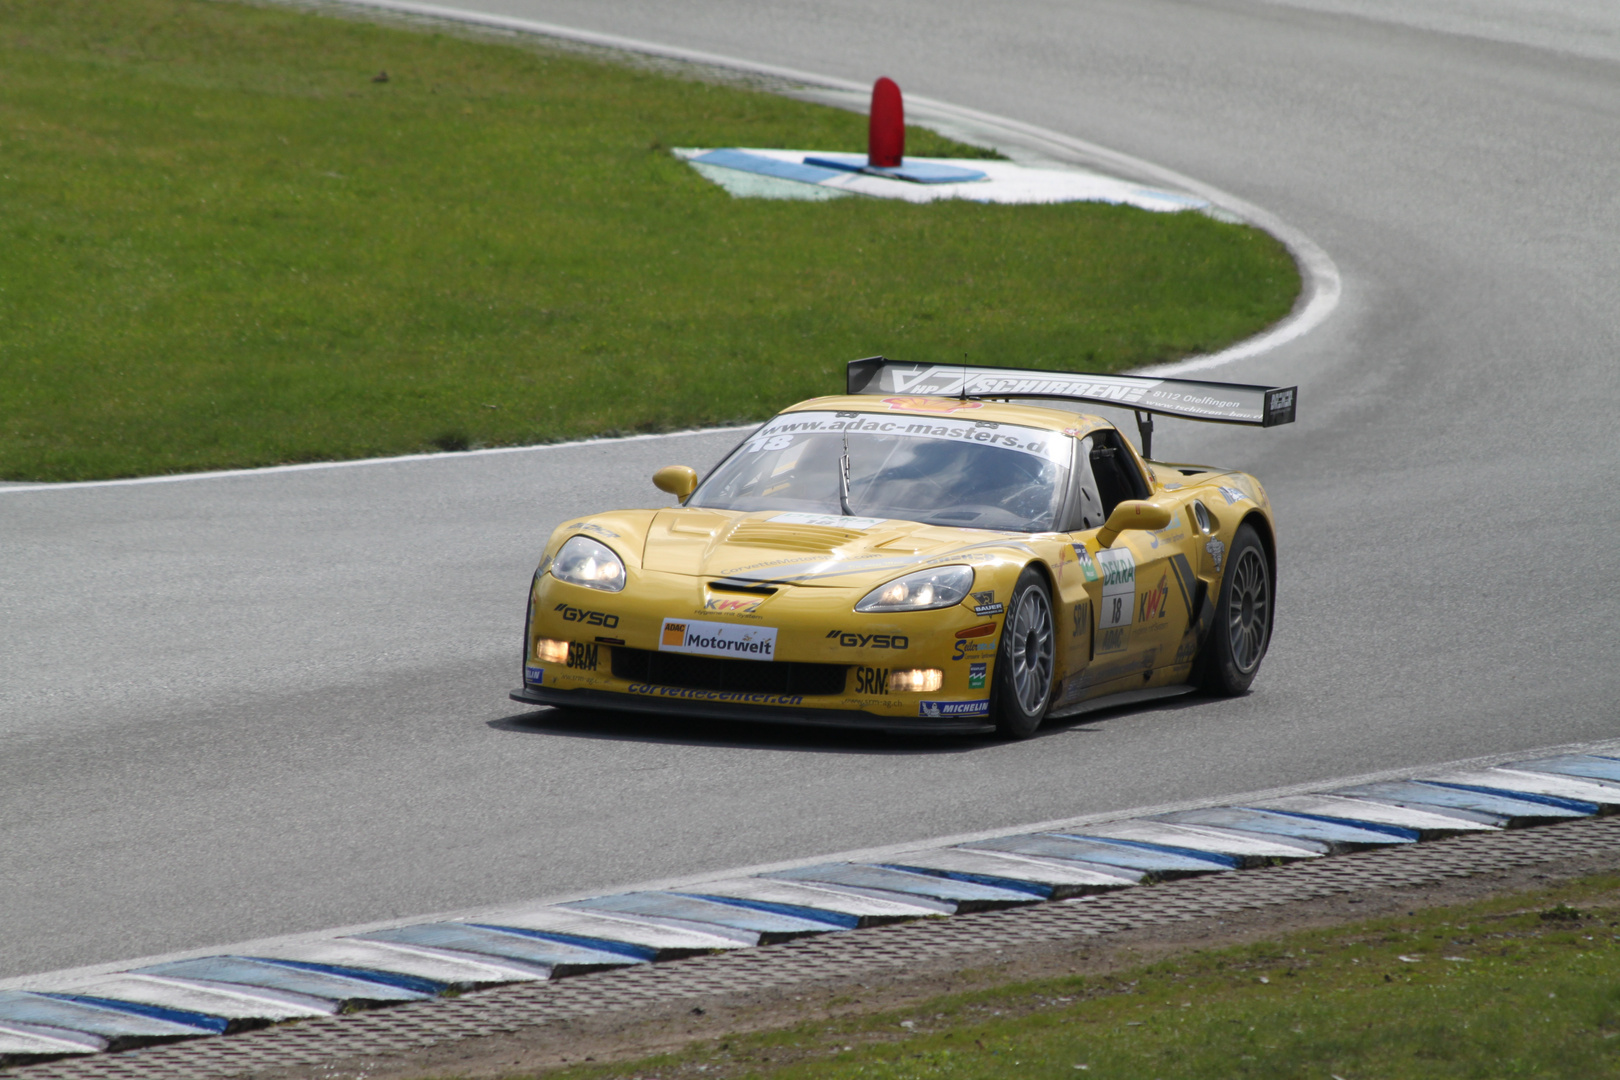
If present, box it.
[838,427,857,517]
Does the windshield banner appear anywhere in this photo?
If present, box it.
[744,410,1071,463]
[846,358,1297,427]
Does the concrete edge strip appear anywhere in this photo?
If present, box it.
[5,734,1619,1071]
[0,0,1340,495]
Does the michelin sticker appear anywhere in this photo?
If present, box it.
[1096,548,1135,630]
[660,618,777,660]
[919,700,991,718]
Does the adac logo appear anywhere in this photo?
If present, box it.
[1139,574,1170,621]
[881,396,984,414]
[661,622,686,647]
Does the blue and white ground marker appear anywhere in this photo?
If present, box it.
[1154,808,1419,854]
[0,991,220,1051]
[566,892,846,943]
[1073,820,1328,866]
[882,847,1141,898]
[765,863,1041,911]
[0,1023,109,1061]
[1424,769,1620,812]
[42,973,331,1025]
[675,148,1206,212]
[480,906,753,957]
[1247,795,1500,840]
[258,938,550,989]
[358,923,648,976]
[1512,754,1620,786]
[690,877,951,924]
[966,833,1236,880]
[1333,781,1597,827]
[132,957,439,1009]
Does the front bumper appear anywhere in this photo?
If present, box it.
[508,684,995,735]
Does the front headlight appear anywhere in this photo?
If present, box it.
[855,565,974,612]
[550,535,626,592]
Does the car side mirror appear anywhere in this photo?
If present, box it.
[1096,500,1173,547]
[653,465,698,502]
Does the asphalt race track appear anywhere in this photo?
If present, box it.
[3,0,1618,982]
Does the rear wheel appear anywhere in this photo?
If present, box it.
[991,567,1055,739]
[1197,523,1272,695]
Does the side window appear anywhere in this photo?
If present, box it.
[1079,429,1149,528]
[1064,436,1107,531]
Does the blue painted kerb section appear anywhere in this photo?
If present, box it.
[38,994,229,1035]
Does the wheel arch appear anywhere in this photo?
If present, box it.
[1238,510,1277,585]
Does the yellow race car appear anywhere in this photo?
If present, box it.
[511,359,1296,738]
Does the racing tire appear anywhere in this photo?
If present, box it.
[1196,522,1273,696]
[990,567,1056,740]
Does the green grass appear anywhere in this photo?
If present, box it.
[0,0,1299,481]
[543,875,1620,1080]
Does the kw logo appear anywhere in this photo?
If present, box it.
[705,596,763,614]
[1139,574,1170,621]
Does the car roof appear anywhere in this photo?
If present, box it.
[782,394,1116,435]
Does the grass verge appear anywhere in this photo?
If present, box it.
[539,874,1620,1080]
[0,0,1299,480]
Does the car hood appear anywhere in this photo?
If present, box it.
[636,508,1033,587]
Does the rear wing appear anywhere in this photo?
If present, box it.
[846,357,1296,457]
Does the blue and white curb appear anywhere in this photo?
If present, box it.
[675,147,1206,212]
[6,748,1620,1066]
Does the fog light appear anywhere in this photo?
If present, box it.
[887,668,944,693]
[533,637,569,664]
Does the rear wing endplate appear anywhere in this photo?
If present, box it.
[846,357,1296,457]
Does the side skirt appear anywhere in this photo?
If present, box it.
[1045,684,1197,722]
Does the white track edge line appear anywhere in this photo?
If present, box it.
[1,0,1339,495]
[0,425,754,495]
[8,731,1615,993]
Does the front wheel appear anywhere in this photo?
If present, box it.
[1196,523,1273,696]
[990,567,1055,739]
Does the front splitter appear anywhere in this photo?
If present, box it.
[509,684,996,735]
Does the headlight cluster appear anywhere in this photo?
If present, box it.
[855,565,974,612]
[549,536,626,592]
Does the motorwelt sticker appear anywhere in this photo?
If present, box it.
[659,618,777,660]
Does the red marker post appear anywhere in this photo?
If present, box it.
[867,77,904,168]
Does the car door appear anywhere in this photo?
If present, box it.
[1056,430,1194,699]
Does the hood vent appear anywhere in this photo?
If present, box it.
[726,522,865,553]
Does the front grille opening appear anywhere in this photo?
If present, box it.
[612,647,846,697]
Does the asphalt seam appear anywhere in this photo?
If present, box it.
[13,815,1618,1079]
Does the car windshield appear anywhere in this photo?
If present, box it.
[688,410,1073,532]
